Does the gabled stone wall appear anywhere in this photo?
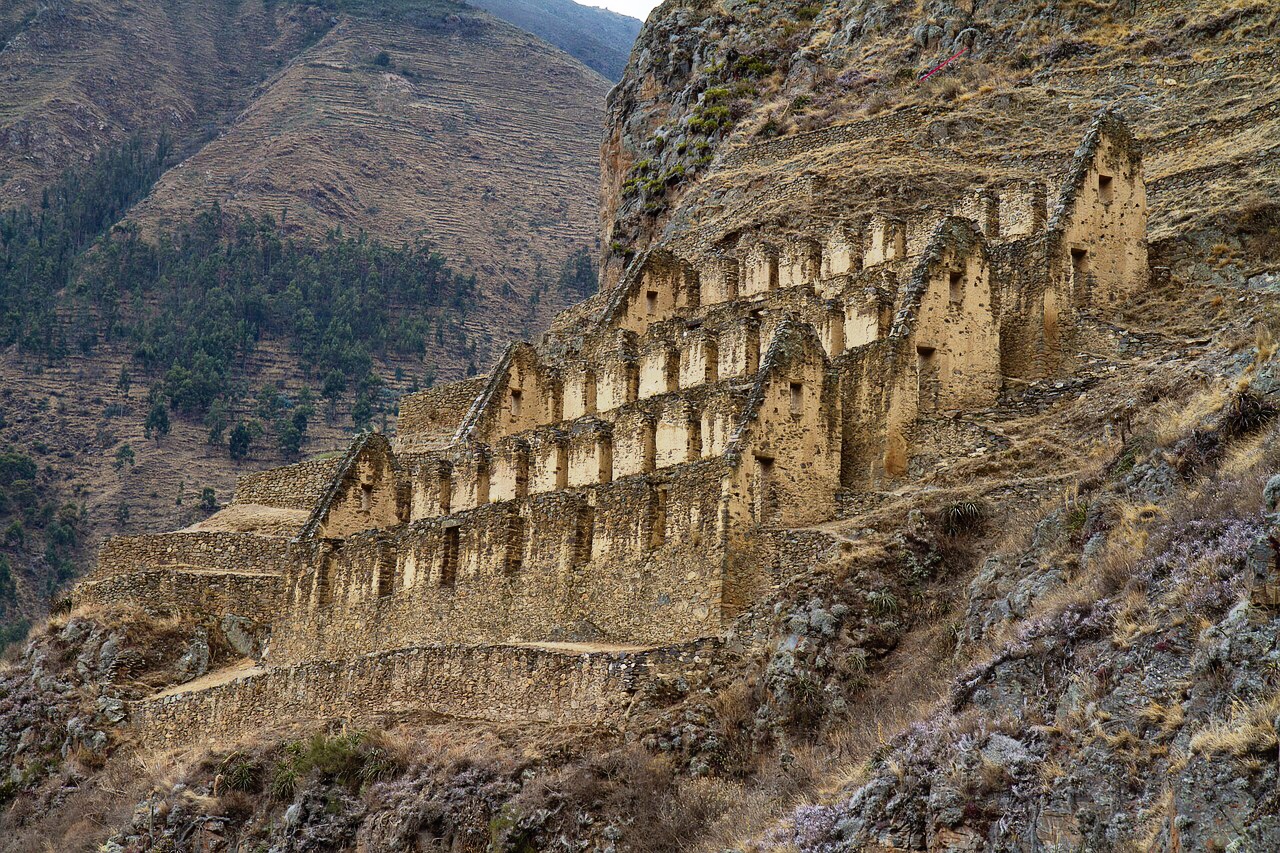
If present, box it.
[74,111,1152,738]
[395,376,491,452]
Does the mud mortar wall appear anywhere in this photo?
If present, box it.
[89,533,299,581]
[74,570,285,623]
[134,640,724,748]
[275,462,732,662]
[233,457,345,510]
[395,376,490,451]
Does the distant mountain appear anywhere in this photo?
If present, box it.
[0,0,610,633]
[467,0,642,80]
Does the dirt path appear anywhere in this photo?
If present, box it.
[147,658,262,700]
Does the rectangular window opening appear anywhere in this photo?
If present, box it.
[437,474,452,515]
[599,437,613,483]
[767,257,779,290]
[789,382,804,417]
[948,271,964,305]
[316,556,333,607]
[649,486,668,549]
[505,514,525,575]
[555,444,568,490]
[645,290,659,316]
[1098,174,1114,204]
[509,388,523,420]
[916,346,938,414]
[377,552,395,598]
[1070,248,1088,285]
[626,365,640,403]
[514,454,529,498]
[755,457,777,526]
[746,326,761,375]
[360,483,373,512]
[574,505,595,567]
[441,527,459,587]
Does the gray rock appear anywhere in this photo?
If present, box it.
[221,615,264,659]
[982,733,1034,770]
[97,636,122,678]
[96,695,127,724]
[1263,474,1280,515]
[176,629,211,682]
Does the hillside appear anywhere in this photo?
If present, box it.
[0,0,314,206]
[599,0,1280,289]
[1,1,1279,852]
[466,0,642,80]
[0,0,610,638]
[125,9,607,344]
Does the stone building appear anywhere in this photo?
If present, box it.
[73,110,1148,744]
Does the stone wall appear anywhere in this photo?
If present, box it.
[395,376,489,452]
[134,639,723,748]
[74,569,285,623]
[89,533,299,581]
[233,457,344,510]
[274,461,733,662]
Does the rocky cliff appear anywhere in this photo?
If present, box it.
[599,0,1279,289]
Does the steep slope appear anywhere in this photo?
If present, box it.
[466,0,642,80]
[598,0,1279,288]
[126,10,607,342]
[0,0,321,204]
[0,0,609,640]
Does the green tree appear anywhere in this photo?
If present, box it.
[206,398,230,446]
[144,401,170,440]
[228,420,262,460]
[117,366,132,397]
[113,444,135,470]
[351,393,374,430]
[0,555,15,606]
[200,487,217,512]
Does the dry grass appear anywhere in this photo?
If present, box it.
[1149,383,1230,447]
[1190,692,1280,758]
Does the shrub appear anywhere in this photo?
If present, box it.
[940,500,987,536]
[219,752,262,793]
[1222,389,1276,440]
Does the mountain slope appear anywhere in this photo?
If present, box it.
[0,0,318,205]
[0,0,609,638]
[126,10,607,344]
[598,0,1280,288]
[466,0,642,80]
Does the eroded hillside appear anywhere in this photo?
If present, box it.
[126,11,607,328]
[0,0,613,635]
[599,0,1279,288]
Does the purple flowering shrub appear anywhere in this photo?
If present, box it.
[1147,515,1264,616]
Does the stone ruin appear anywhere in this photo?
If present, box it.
[73,110,1148,744]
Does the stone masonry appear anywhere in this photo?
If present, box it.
[72,110,1148,745]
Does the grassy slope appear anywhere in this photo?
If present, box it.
[607,0,1279,269]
